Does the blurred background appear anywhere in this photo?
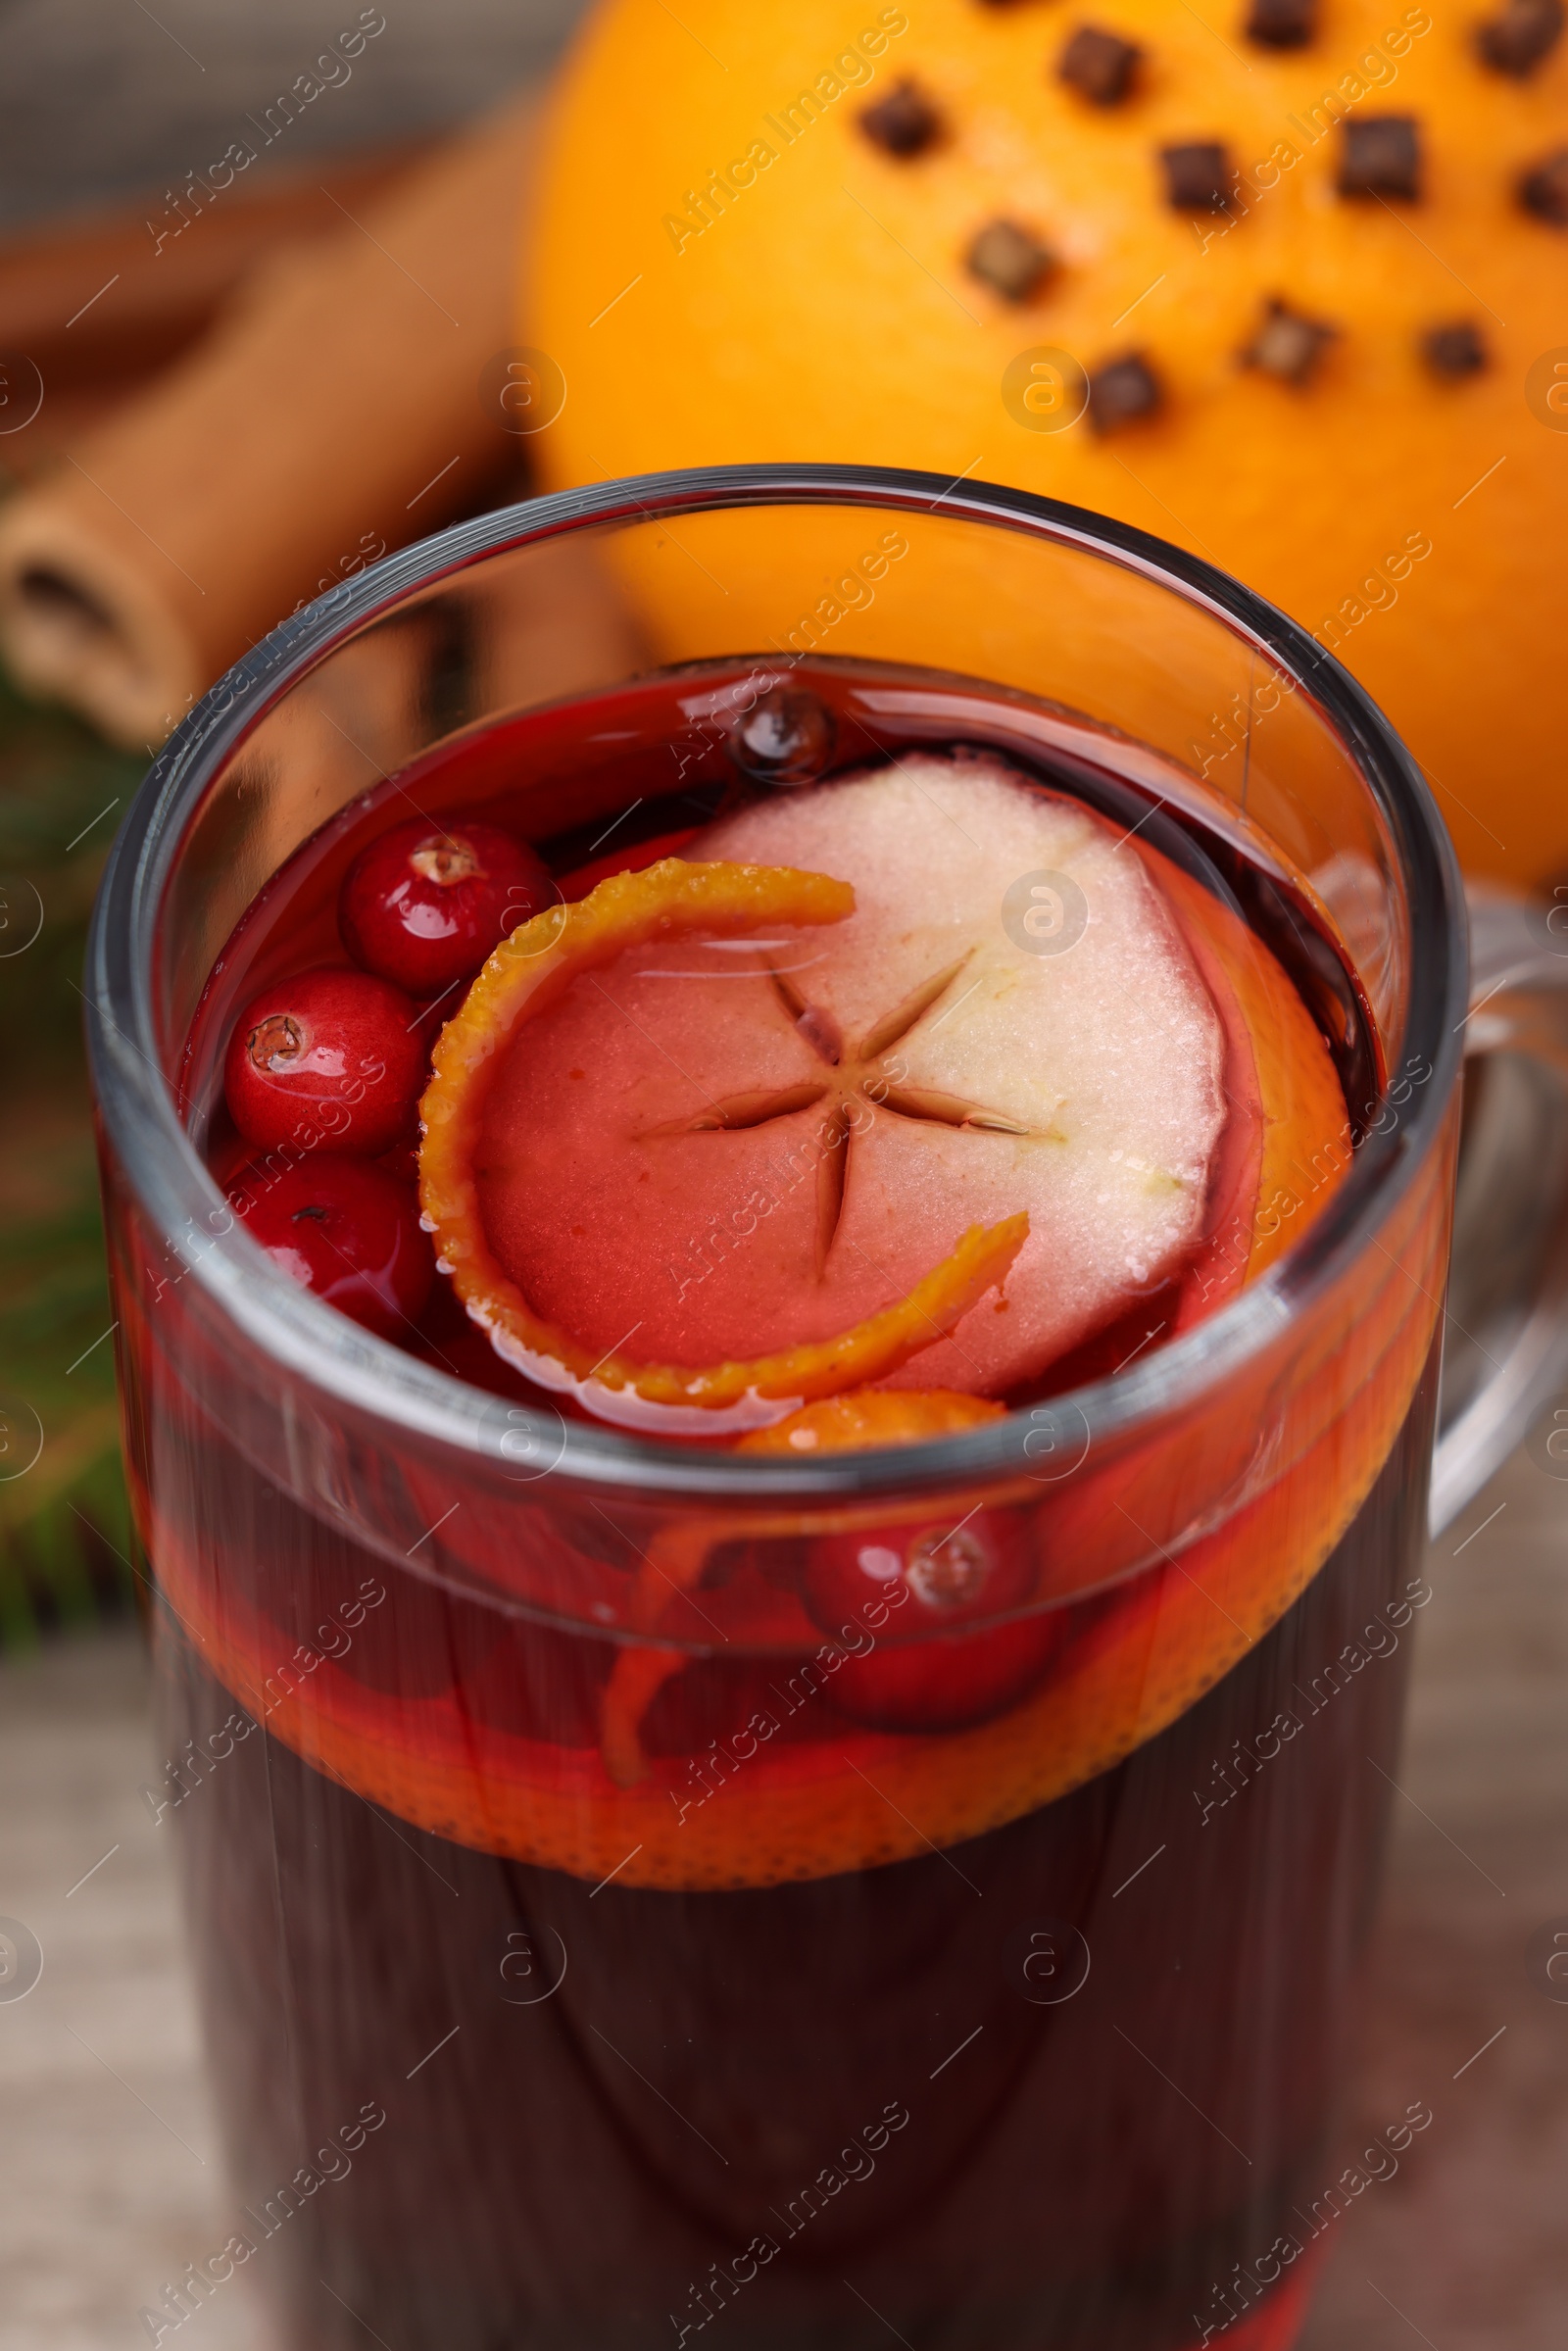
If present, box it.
[0,5,1564,2349]
[0,0,581,229]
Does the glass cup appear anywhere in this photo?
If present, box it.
[86,467,1568,2351]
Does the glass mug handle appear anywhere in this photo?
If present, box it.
[1428,886,1568,1532]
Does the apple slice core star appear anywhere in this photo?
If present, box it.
[466,752,1232,1409]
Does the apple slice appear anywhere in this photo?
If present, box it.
[474,751,1231,1398]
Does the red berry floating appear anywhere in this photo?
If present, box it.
[230,1153,433,1341]
[223,967,423,1156]
[805,1510,1063,1732]
[339,817,554,997]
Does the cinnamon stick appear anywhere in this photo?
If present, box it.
[0,90,594,748]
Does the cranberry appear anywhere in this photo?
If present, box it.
[339,817,554,996]
[805,1510,1063,1732]
[230,1152,432,1341]
[223,967,423,1155]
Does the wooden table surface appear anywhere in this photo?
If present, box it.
[1,1440,1562,2351]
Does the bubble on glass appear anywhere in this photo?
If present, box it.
[1002,870,1089,957]
[1003,1918,1091,2006]
[0,1918,43,2002]
[1020,1399,1090,1484]
[728,687,837,787]
[1001,345,1090,435]
[497,1923,568,2006]
[479,347,567,436]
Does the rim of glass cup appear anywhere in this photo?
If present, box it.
[85,463,1466,1501]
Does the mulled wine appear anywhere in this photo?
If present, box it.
[132,655,1444,2351]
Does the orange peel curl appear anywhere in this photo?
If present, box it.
[418,858,1030,1431]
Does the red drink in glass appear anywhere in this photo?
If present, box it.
[90,473,1466,2351]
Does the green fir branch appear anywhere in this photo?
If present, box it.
[0,666,146,1646]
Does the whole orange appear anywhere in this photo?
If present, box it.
[529,0,1568,887]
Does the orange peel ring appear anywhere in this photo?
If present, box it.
[418,857,1030,1430]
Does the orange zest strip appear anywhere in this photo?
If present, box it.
[419,857,1029,1422]
[602,1643,688,1787]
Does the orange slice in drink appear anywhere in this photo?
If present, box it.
[1147,845,1353,1300]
